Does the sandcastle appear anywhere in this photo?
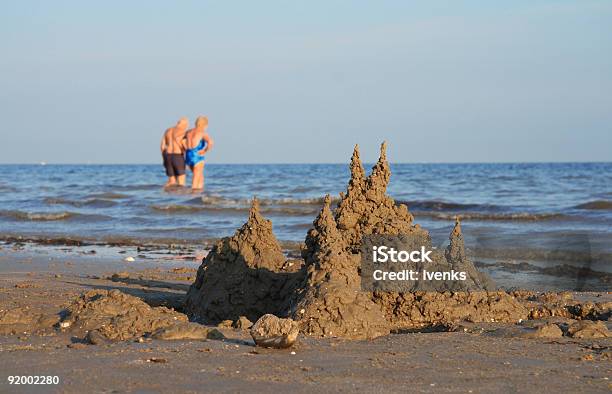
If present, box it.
[291,143,519,337]
[183,142,608,340]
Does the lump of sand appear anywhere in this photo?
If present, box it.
[61,289,188,341]
[373,290,529,330]
[185,198,301,324]
[514,291,612,322]
[152,322,225,341]
[233,316,253,330]
[567,320,610,339]
[0,307,59,335]
[524,323,564,338]
[250,314,299,348]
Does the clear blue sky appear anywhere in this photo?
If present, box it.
[1,1,610,164]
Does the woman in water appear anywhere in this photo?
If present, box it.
[184,116,214,191]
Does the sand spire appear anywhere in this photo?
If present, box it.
[230,197,286,267]
[445,216,465,262]
[303,195,344,266]
[365,141,391,199]
[332,141,425,251]
[348,144,366,195]
[184,196,296,323]
[291,195,390,339]
[442,215,495,290]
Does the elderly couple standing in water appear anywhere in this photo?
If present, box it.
[160,116,214,191]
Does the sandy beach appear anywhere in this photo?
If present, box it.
[0,241,610,393]
[1,145,611,393]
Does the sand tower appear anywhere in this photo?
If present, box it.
[185,198,300,323]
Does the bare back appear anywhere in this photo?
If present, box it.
[164,127,186,154]
[185,128,205,149]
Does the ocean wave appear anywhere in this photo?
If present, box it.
[396,200,483,211]
[164,195,569,221]
[262,196,338,206]
[44,197,118,208]
[287,186,315,193]
[151,204,318,216]
[280,222,313,231]
[106,184,160,191]
[185,195,248,207]
[472,247,612,265]
[475,261,611,280]
[0,184,17,193]
[151,204,207,213]
[86,192,131,200]
[0,210,110,222]
[186,195,336,208]
[414,211,566,222]
[573,200,612,210]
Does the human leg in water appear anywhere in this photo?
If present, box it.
[198,162,206,190]
[163,153,177,187]
[164,177,176,187]
[191,162,205,191]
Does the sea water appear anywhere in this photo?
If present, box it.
[0,163,610,281]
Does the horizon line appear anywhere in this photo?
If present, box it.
[0,160,611,166]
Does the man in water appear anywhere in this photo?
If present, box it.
[185,116,214,191]
[160,117,189,187]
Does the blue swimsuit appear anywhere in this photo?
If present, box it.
[185,139,207,167]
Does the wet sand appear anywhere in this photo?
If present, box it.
[0,243,610,393]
